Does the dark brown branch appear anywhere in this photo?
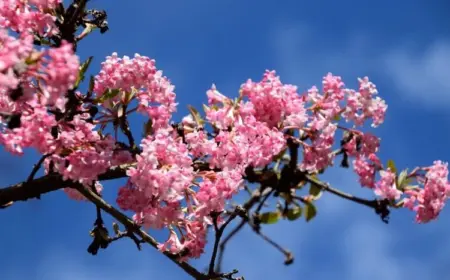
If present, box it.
[305,174,377,208]
[216,219,246,273]
[209,214,222,275]
[208,207,244,276]
[304,174,390,223]
[215,189,261,273]
[27,154,51,183]
[0,163,133,208]
[254,188,273,214]
[0,160,216,209]
[119,104,136,151]
[249,222,293,265]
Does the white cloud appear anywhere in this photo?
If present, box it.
[383,41,450,107]
[269,22,377,88]
[270,22,450,109]
[343,222,401,280]
[342,221,434,280]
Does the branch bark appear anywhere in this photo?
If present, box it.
[0,163,133,207]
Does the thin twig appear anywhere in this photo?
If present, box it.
[254,188,273,214]
[216,219,246,273]
[208,207,244,276]
[27,154,51,183]
[305,174,377,208]
[74,184,208,280]
[209,214,222,275]
[119,104,136,151]
[215,189,261,273]
[248,223,293,265]
[108,230,143,250]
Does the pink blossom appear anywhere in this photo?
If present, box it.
[374,169,402,200]
[157,230,184,254]
[0,100,56,154]
[94,53,177,130]
[194,170,243,219]
[0,29,34,91]
[322,72,345,99]
[353,156,377,188]
[299,123,337,172]
[182,221,207,259]
[404,161,450,223]
[0,0,59,36]
[133,202,185,230]
[116,184,149,213]
[126,129,194,203]
[344,132,380,157]
[38,41,80,111]
[342,77,387,127]
[207,84,228,104]
[209,116,285,171]
[185,129,215,158]
[240,70,308,128]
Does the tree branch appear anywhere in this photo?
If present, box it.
[248,222,293,265]
[208,207,244,276]
[26,154,51,183]
[74,184,208,280]
[304,174,390,223]
[304,174,377,208]
[216,219,246,273]
[215,188,261,273]
[0,163,134,208]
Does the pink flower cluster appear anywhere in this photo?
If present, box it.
[0,6,130,194]
[94,53,177,131]
[404,161,450,223]
[117,128,244,259]
[209,116,286,172]
[0,100,56,154]
[374,169,402,200]
[0,28,80,154]
[0,0,60,36]
[44,114,133,186]
[345,132,381,188]
[0,29,34,92]
[343,77,387,128]
[38,42,80,111]
[240,70,308,128]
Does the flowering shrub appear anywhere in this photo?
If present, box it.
[0,1,448,279]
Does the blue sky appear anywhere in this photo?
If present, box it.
[1,0,450,279]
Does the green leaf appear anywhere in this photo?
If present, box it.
[25,53,41,65]
[403,185,420,191]
[304,203,317,222]
[286,207,302,221]
[75,56,93,88]
[396,169,410,190]
[88,75,95,94]
[259,211,281,224]
[272,148,288,161]
[112,222,120,235]
[187,105,204,126]
[387,159,397,174]
[309,183,323,200]
[333,114,341,121]
[143,119,153,137]
[94,88,120,104]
